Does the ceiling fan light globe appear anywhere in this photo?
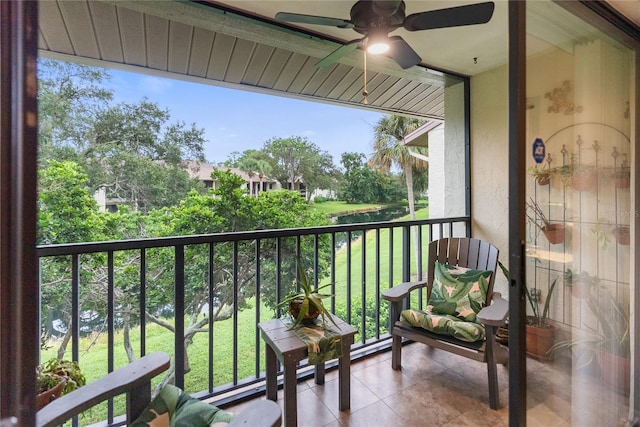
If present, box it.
[367,42,390,54]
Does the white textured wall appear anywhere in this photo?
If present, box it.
[429,82,467,240]
[470,65,509,295]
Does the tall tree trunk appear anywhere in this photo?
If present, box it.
[56,318,72,360]
[404,166,421,278]
[122,307,135,363]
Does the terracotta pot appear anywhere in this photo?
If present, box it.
[36,377,66,410]
[571,172,597,191]
[288,298,320,324]
[611,171,630,189]
[525,321,556,361]
[542,223,565,244]
[568,282,591,299]
[613,226,630,245]
[536,173,550,186]
[596,350,630,395]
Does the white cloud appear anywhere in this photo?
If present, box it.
[140,76,172,93]
[302,130,317,137]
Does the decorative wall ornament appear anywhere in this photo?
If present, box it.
[544,80,583,115]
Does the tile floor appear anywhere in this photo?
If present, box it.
[223,342,631,427]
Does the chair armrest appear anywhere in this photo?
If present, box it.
[228,400,282,427]
[36,352,170,427]
[477,292,509,327]
[381,281,428,302]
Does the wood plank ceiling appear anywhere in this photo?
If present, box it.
[38,0,455,120]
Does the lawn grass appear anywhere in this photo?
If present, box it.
[41,206,430,425]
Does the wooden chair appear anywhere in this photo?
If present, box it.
[381,237,508,409]
[36,352,281,427]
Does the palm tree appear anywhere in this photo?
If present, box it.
[254,159,272,196]
[370,115,428,277]
[238,157,259,196]
[369,115,428,220]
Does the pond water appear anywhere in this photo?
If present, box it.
[333,204,426,224]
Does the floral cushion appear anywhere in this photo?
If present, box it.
[428,261,492,322]
[130,384,233,427]
[400,309,485,342]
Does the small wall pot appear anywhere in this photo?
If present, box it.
[536,173,550,186]
[525,320,557,361]
[611,171,630,189]
[571,172,597,191]
[542,223,565,244]
[568,282,591,299]
[613,226,630,245]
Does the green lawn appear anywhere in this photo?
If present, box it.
[42,206,430,424]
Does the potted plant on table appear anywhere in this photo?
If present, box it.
[526,198,565,244]
[277,259,339,330]
[37,358,86,410]
[498,262,560,360]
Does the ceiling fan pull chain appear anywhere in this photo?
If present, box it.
[362,49,369,105]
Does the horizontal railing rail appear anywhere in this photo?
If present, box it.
[37,216,470,426]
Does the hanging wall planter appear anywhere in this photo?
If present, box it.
[613,226,630,245]
[611,170,630,189]
[571,171,597,191]
[542,223,565,244]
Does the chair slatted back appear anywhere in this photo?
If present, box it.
[426,237,499,305]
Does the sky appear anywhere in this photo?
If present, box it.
[108,70,386,167]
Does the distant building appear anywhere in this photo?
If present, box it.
[186,161,280,196]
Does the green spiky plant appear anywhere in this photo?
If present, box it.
[277,259,339,330]
[498,260,559,328]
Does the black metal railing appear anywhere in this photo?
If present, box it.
[37,216,469,425]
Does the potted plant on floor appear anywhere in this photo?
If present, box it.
[498,262,560,360]
[526,198,565,244]
[551,285,630,394]
[277,258,339,330]
[37,358,86,410]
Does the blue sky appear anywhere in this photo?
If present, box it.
[109,70,385,167]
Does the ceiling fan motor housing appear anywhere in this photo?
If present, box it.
[350,0,405,35]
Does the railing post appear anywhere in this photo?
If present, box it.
[174,245,185,389]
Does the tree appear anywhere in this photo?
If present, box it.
[339,152,405,204]
[37,59,113,164]
[263,136,336,202]
[369,115,428,219]
[38,58,207,212]
[225,150,273,196]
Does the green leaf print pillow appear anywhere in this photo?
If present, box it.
[428,261,491,322]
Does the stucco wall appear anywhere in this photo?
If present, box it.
[470,64,509,295]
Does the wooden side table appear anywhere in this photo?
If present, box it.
[258,317,357,427]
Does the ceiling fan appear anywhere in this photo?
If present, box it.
[275,0,495,69]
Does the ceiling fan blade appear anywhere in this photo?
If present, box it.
[315,40,361,68]
[386,36,421,69]
[404,2,495,31]
[275,12,354,29]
